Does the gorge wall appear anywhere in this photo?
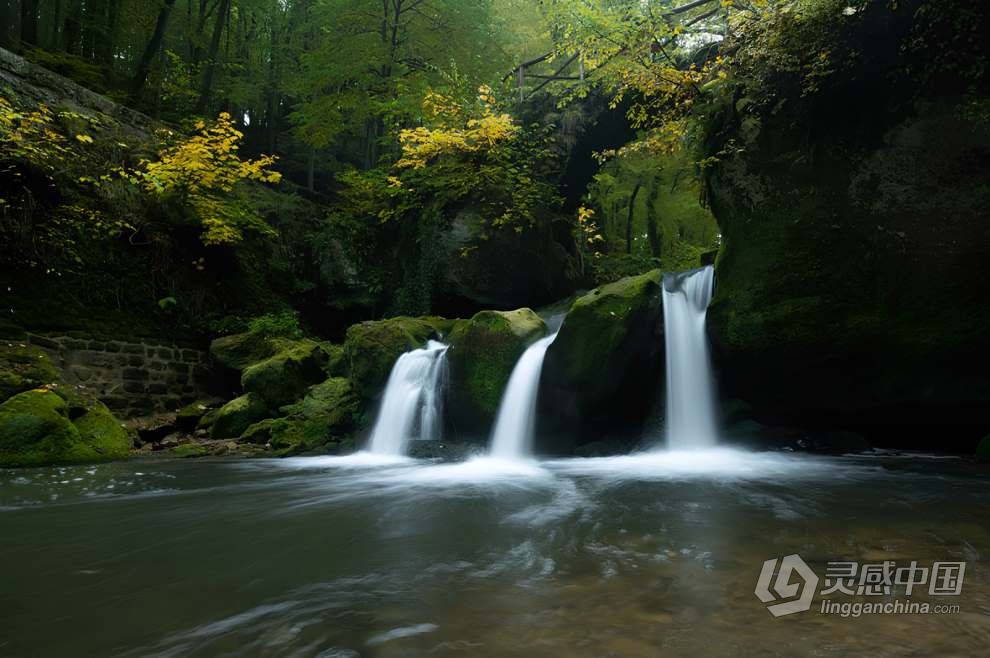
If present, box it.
[703,1,990,451]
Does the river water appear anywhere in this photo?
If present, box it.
[1,449,988,657]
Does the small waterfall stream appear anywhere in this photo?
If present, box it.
[367,340,449,456]
[662,265,718,450]
[488,329,560,460]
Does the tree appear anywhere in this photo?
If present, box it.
[131,0,179,103]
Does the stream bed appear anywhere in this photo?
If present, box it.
[1,449,988,657]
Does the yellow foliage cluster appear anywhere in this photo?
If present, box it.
[139,112,281,245]
[396,86,518,169]
[0,95,73,171]
[576,205,604,249]
[142,112,280,196]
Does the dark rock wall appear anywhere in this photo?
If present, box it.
[703,1,990,450]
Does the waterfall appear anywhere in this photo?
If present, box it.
[367,340,449,456]
[662,265,718,450]
[488,332,559,460]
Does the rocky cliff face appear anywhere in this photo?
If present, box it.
[703,1,990,450]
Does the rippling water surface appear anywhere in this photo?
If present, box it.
[1,449,988,657]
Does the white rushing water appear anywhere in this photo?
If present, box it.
[662,265,718,449]
[367,340,449,456]
[488,332,559,460]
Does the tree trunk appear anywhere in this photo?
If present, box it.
[130,0,178,103]
[645,178,662,258]
[195,0,231,114]
[62,0,82,54]
[625,180,643,254]
[99,0,121,68]
[20,0,40,47]
[47,0,63,50]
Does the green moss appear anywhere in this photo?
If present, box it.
[240,339,328,409]
[210,331,280,372]
[209,393,269,439]
[71,401,131,461]
[342,316,446,398]
[0,343,60,402]
[0,389,128,466]
[321,342,346,377]
[0,390,80,466]
[267,377,362,453]
[544,270,661,403]
[447,308,547,422]
[241,418,276,444]
[170,443,208,458]
[176,399,220,431]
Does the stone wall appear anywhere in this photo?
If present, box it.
[27,334,214,418]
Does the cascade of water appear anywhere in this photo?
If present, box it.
[367,340,449,456]
[488,331,558,460]
[662,265,718,450]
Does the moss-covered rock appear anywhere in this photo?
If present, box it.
[540,270,663,450]
[241,418,277,444]
[209,332,280,372]
[342,316,448,398]
[72,400,131,460]
[208,393,269,439]
[322,343,346,377]
[702,7,990,450]
[241,339,328,409]
[170,443,207,458]
[175,399,222,432]
[446,308,547,430]
[267,378,362,453]
[977,435,990,463]
[0,342,60,402]
[0,389,129,466]
[545,270,661,404]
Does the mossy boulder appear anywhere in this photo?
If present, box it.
[240,339,328,409]
[209,332,280,372]
[0,342,60,402]
[322,343,346,377]
[540,270,664,449]
[446,308,547,431]
[175,399,222,432]
[72,401,131,460]
[700,3,990,450]
[266,378,362,453]
[0,389,130,467]
[977,435,990,463]
[170,443,207,458]
[207,393,269,439]
[241,418,277,444]
[342,316,449,398]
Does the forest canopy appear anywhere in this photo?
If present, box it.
[1,0,979,338]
